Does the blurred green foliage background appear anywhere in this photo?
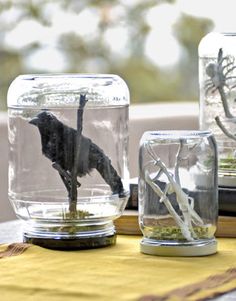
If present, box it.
[0,0,214,110]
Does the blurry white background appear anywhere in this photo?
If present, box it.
[0,0,235,109]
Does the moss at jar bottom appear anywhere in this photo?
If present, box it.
[23,208,117,250]
[48,210,95,234]
[59,209,94,220]
[219,157,236,170]
[142,225,216,241]
[48,223,103,235]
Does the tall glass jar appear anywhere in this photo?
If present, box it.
[7,74,130,250]
[139,131,218,256]
[199,32,236,187]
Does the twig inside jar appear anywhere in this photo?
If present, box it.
[145,144,204,241]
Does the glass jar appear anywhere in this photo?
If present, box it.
[7,74,130,250]
[199,32,236,187]
[139,131,218,256]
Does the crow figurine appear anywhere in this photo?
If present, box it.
[29,95,125,213]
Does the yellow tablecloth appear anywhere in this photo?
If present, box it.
[1,236,236,301]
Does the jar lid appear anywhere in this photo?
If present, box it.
[140,239,217,257]
[7,74,130,108]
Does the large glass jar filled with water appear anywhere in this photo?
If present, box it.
[199,32,236,187]
[7,74,130,250]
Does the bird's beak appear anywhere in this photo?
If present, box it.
[29,116,39,126]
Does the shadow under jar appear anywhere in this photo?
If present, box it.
[7,74,130,250]
[139,131,218,256]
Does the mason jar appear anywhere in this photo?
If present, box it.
[139,131,218,256]
[199,32,236,187]
[7,74,130,250]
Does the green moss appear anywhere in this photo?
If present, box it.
[219,157,236,170]
[143,225,214,241]
[45,210,95,234]
[63,209,93,219]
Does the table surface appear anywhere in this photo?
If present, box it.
[1,219,236,301]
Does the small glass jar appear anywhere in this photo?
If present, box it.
[7,74,130,250]
[199,32,236,187]
[139,131,218,256]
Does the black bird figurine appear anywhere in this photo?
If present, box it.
[29,95,124,214]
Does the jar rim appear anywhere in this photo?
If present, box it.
[7,73,130,108]
[17,73,120,81]
[221,32,236,36]
[142,130,213,141]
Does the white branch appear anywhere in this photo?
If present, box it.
[145,173,194,241]
[146,144,204,241]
